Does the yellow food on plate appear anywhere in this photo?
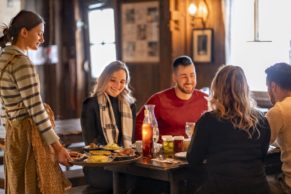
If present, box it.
[88,143,98,148]
[103,143,121,150]
[69,151,86,160]
[89,150,111,156]
[115,148,135,156]
[86,155,110,163]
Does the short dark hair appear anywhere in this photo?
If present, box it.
[172,55,193,71]
[265,62,291,90]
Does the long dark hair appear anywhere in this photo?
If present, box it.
[0,10,44,49]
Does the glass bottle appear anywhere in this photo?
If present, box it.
[145,104,160,144]
[142,108,153,158]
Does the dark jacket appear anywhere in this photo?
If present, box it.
[187,111,271,194]
[80,96,136,189]
[81,96,136,146]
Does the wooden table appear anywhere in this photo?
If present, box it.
[106,148,282,194]
[106,157,196,194]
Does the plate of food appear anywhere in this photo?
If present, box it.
[70,149,142,167]
[70,149,114,166]
[84,143,101,151]
[69,151,87,161]
[86,155,114,163]
[71,154,114,166]
[89,150,112,156]
[113,148,136,161]
[102,143,122,151]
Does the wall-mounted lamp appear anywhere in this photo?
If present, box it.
[188,0,209,28]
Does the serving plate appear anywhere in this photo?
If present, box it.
[113,153,137,161]
[101,144,122,151]
[89,150,112,156]
[83,145,102,151]
[70,153,142,167]
[84,143,123,152]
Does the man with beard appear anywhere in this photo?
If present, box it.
[265,62,291,193]
[135,55,208,141]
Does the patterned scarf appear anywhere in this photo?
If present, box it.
[97,93,133,148]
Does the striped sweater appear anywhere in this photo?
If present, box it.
[0,46,59,145]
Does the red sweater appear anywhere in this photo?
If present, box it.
[135,88,208,142]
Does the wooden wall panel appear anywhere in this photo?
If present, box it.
[127,64,160,110]
[117,0,172,110]
[23,0,226,117]
[170,0,225,89]
[24,0,87,119]
[35,65,57,113]
[195,0,225,89]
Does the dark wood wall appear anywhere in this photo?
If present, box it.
[169,0,225,89]
[116,0,172,110]
[23,0,225,118]
[195,0,226,89]
[117,0,225,110]
[24,0,88,119]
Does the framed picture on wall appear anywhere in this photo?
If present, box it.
[192,28,213,63]
[121,1,160,63]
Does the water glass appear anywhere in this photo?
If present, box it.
[153,126,159,143]
[185,122,196,139]
[134,140,143,153]
[183,138,191,151]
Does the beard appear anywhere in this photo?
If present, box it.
[176,83,194,94]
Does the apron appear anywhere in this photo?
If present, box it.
[0,51,71,193]
[4,104,71,194]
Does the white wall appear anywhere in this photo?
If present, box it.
[0,0,21,36]
[0,0,21,137]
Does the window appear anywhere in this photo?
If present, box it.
[88,8,116,78]
[229,0,291,91]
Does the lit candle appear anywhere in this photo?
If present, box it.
[142,123,153,158]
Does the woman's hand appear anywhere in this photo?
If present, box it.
[51,141,72,166]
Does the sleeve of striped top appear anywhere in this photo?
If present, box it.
[1,104,6,127]
[12,56,59,145]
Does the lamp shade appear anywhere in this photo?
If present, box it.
[197,0,208,21]
[188,3,197,16]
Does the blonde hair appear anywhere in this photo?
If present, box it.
[91,60,135,104]
[209,65,260,138]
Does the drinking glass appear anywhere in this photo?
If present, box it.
[173,136,184,153]
[144,104,159,143]
[153,126,160,154]
[183,138,191,151]
[162,135,174,154]
[185,122,196,139]
[153,126,159,143]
